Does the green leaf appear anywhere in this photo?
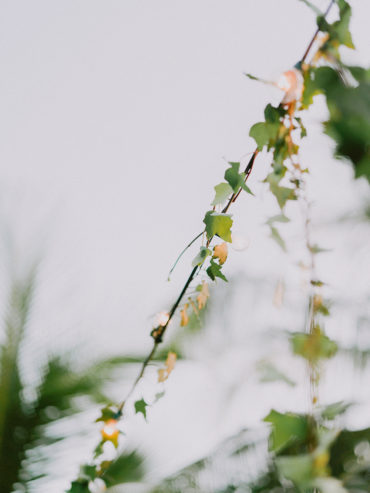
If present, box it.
[313,297,331,317]
[266,214,290,225]
[311,279,324,287]
[191,246,211,267]
[95,406,118,423]
[276,454,313,486]
[154,391,165,403]
[79,464,97,481]
[295,116,307,138]
[249,122,270,150]
[101,450,145,486]
[316,0,354,54]
[266,172,296,209]
[206,259,228,282]
[224,162,245,193]
[264,410,309,453]
[290,327,338,362]
[332,0,354,49]
[347,65,370,83]
[244,73,263,82]
[256,361,295,387]
[309,244,331,254]
[249,121,279,151]
[211,182,233,206]
[134,399,148,420]
[301,65,370,182]
[320,401,351,420]
[241,182,253,195]
[249,105,284,150]
[270,226,286,252]
[264,104,283,123]
[203,211,233,242]
[301,68,323,109]
[67,481,90,493]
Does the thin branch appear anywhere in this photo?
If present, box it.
[300,0,336,63]
[168,231,203,279]
[105,0,337,425]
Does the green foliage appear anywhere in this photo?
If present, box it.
[244,72,262,82]
[265,170,297,209]
[320,401,351,421]
[69,3,370,491]
[276,453,313,484]
[302,64,370,182]
[203,211,233,242]
[249,104,284,151]
[101,450,145,487]
[290,327,338,362]
[96,406,119,423]
[256,360,295,387]
[330,427,370,489]
[0,276,35,493]
[211,182,233,206]
[224,162,253,195]
[269,226,286,251]
[67,481,90,493]
[206,259,228,282]
[264,410,309,453]
[0,272,148,493]
[67,451,145,492]
[275,428,341,490]
[317,0,354,54]
[192,246,212,267]
[266,214,290,225]
[135,398,149,420]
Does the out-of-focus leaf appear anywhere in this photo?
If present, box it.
[191,246,211,267]
[158,352,177,383]
[211,182,233,206]
[290,327,338,362]
[0,275,35,493]
[264,410,308,453]
[266,214,290,225]
[269,226,286,251]
[265,171,296,209]
[257,360,295,387]
[196,281,210,310]
[276,454,313,485]
[67,480,90,493]
[320,401,352,421]
[303,65,370,182]
[101,451,145,487]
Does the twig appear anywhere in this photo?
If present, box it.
[168,231,203,279]
[300,0,336,64]
[111,0,337,422]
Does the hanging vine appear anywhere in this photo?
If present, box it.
[67,1,370,491]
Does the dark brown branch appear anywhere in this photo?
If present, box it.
[300,0,336,63]
[114,0,336,417]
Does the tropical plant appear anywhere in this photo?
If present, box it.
[0,271,146,493]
